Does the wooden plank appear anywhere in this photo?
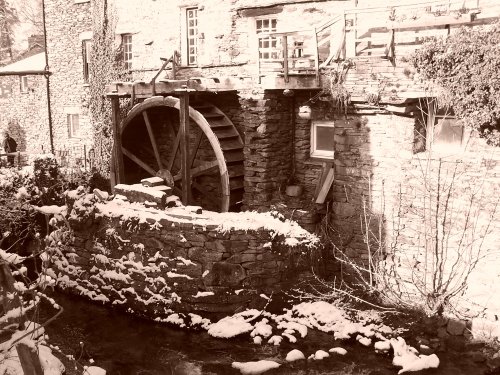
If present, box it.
[16,343,44,375]
[312,28,320,86]
[142,110,163,170]
[315,167,334,204]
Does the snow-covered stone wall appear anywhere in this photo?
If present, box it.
[44,189,318,317]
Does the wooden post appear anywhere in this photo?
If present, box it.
[179,87,191,205]
[282,35,289,83]
[111,97,124,189]
[312,28,320,86]
[16,343,44,375]
[17,151,20,169]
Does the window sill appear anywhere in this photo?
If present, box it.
[305,157,334,165]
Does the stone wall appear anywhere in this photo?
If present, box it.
[0,74,51,154]
[44,0,93,151]
[44,189,318,318]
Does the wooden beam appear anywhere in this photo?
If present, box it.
[167,123,181,171]
[142,110,163,170]
[173,160,219,181]
[316,167,334,204]
[122,146,156,176]
[16,343,44,375]
[111,97,124,186]
[282,35,289,83]
[179,87,191,205]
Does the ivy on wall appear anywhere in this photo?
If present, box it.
[88,0,122,179]
[411,22,500,146]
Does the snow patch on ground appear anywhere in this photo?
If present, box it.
[231,360,281,374]
[286,349,305,362]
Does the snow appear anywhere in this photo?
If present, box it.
[0,250,26,265]
[357,335,372,347]
[32,205,67,215]
[286,349,305,362]
[250,319,273,338]
[329,347,347,355]
[267,335,282,346]
[311,350,330,360]
[39,345,65,375]
[374,340,391,352]
[390,336,439,373]
[192,291,214,298]
[208,315,254,338]
[398,354,440,374]
[84,366,107,375]
[115,183,167,200]
[231,360,281,374]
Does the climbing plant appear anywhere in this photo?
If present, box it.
[88,0,123,179]
[411,22,500,146]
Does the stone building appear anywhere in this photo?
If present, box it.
[38,0,500,313]
[0,50,52,156]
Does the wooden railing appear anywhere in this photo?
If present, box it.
[257,0,496,81]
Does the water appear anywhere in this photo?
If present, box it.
[41,292,487,375]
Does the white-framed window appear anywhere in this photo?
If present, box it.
[19,75,28,93]
[256,17,278,61]
[82,39,91,83]
[67,114,80,138]
[311,120,335,159]
[186,7,198,66]
[122,34,132,70]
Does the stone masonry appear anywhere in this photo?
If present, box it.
[44,188,318,318]
[0,74,51,155]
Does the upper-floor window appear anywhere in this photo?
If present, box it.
[186,7,198,65]
[256,18,278,60]
[82,39,91,83]
[20,75,28,93]
[311,120,335,159]
[67,114,80,138]
[122,34,132,70]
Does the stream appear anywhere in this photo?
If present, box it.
[40,292,488,375]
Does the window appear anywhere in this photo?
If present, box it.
[82,39,91,83]
[311,121,335,159]
[67,114,80,138]
[122,34,132,70]
[186,7,198,65]
[427,106,464,151]
[20,76,28,93]
[256,18,278,60]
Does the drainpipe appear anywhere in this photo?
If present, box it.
[42,0,54,154]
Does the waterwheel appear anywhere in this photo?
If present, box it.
[119,96,244,212]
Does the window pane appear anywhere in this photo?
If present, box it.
[316,126,335,151]
[434,118,463,145]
